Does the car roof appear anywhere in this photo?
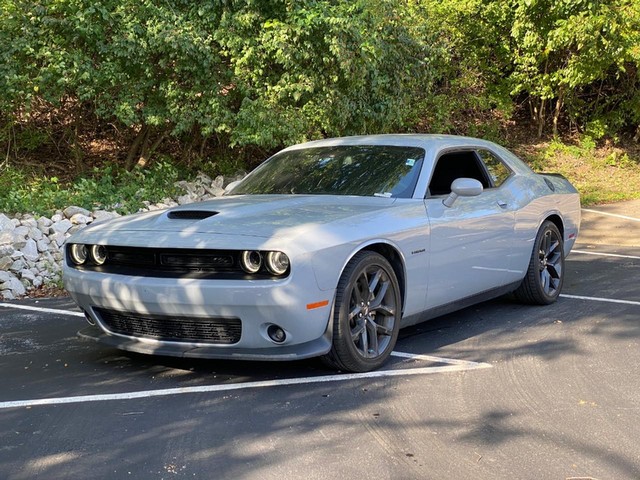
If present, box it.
[279,134,533,176]
[281,134,502,152]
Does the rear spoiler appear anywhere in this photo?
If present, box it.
[538,172,568,180]
[538,172,571,192]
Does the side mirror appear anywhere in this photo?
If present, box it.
[443,178,483,207]
[224,180,242,194]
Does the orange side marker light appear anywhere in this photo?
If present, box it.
[306,300,329,310]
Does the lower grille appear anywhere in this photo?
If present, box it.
[94,308,242,344]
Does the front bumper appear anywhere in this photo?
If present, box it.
[64,265,335,361]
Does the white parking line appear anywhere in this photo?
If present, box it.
[572,250,640,260]
[0,353,491,410]
[560,294,640,307]
[0,303,85,317]
[582,208,640,222]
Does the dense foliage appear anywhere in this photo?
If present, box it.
[0,0,639,183]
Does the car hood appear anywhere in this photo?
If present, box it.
[80,195,396,239]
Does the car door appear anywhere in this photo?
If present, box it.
[424,148,517,308]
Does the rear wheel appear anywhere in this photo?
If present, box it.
[323,251,401,372]
[515,220,564,305]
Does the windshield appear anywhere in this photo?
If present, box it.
[230,145,425,198]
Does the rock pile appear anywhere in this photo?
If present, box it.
[0,173,240,300]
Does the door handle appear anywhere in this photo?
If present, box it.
[497,200,508,209]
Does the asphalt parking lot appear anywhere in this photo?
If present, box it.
[1,202,639,480]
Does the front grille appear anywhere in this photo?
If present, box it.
[67,245,284,279]
[107,246,238,273]
[95,308,242,344]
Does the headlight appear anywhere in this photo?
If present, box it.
[69,244,88,265]
[265,251,290,275]
[240,250,262,274]
[91,245,108,265]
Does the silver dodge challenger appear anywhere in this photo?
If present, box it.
[63,135,580,372]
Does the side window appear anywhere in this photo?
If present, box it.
[428,150,490,196]
[477,149,512,188]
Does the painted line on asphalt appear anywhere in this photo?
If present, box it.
[390,351,483,366]
[560,294,640,307]
[582,208,640,222]
[0,303,85,317]
[0,352,492,410]
[572,250,640,260]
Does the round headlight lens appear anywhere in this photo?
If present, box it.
[70,244,88,265]
[240,250,262,274]
[91,245,108,265]
[265,251,290,276]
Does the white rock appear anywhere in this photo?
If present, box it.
[213,175,225,189]
[33,277,43,288]
[7,276,26,296]
[20,269,36,282]
[1,290,15,300]
[28,226,44,241]
[21,217,37,228]
[37,216,53,228]
[63,206,91,218]
[51,214,63,223]
[12,235,27,249]
[92,210,119,223]
[0,271,12,282]
[37,238,51,252]
[0,213,16,232]
[21,239,39,261]
[50,219,73,235]
[14,225,29,237]
[10,259,26,272]
[177,194,194,205]
[0,231,13,246]
[0,256,12,270]
[197,173,212,184]
[50,232,66,248]
[70,212,92,225]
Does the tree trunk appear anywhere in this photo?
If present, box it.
[137,130,168,168]
[537,98,545,138]
[552,91,563,138]
[125,125,149,170]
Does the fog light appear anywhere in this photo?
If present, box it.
[267,325,286,343]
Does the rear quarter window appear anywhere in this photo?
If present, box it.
[477,149,512,187]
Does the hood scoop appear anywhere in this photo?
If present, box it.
[167,210,218,220]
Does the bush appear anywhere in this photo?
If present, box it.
[0,161,182,216]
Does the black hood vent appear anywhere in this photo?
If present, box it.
[167,210,218,220]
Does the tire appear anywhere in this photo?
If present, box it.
[515,220,565,305]
[322,251,401,372]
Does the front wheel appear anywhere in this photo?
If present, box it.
[322,251,401,372]
[515,220,565,305]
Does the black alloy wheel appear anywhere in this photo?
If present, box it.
[323,251,401,372]
[515,220,565,305]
